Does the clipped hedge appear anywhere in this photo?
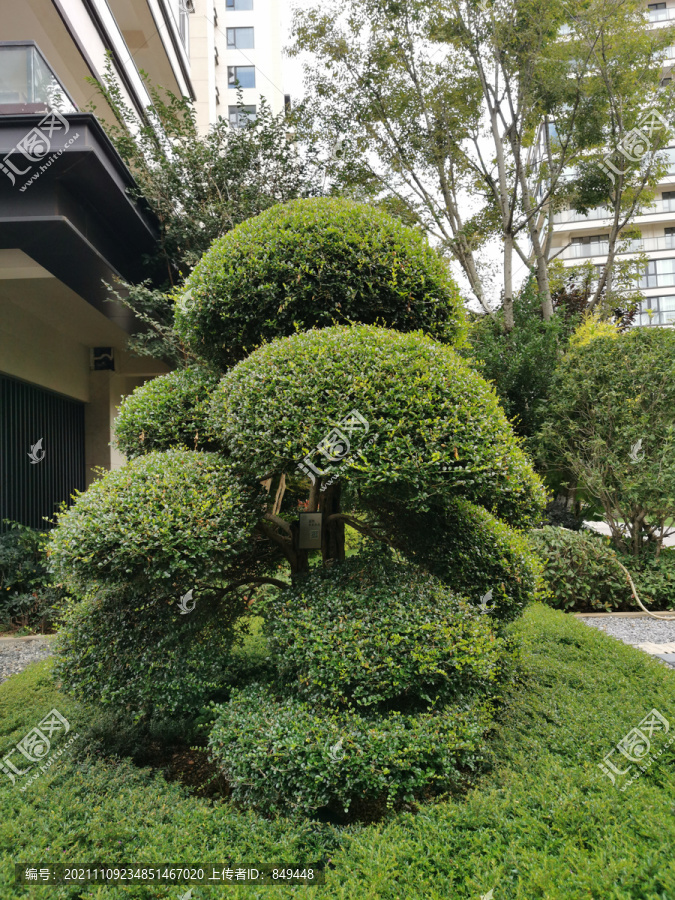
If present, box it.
[114,365,220,458]
[529,526,631,611]
[176,197,466,369]
[209,325,546,527]
[263,553,502,712]
[48,450,263,718]
[48,449,260,602]
[208,682,494,819]
[54,590,246,720]
[372,497,542,623]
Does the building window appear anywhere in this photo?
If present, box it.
[640,257,675,289]
[570,234,609,257]
[228,104,256,127]
[226,0,254,8]
[228,66,255,88]
[648,2,668,21]
[663,190,675,211]
[226,27,254,48]
[638,294,675,325]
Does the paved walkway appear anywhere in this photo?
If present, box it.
[577,613,675,668]
[583,521,675,547]
[0,634,55,685]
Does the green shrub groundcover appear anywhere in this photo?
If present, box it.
[1,605,674,898]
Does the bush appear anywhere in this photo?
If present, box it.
[48,450,264,719]
[54,591,248,720]
[628,549,675,611]
[209,325,546,527]
[176,197,466,370]
[463,279,573,449]
[114,365,220,458]
[49,450,261,602]
[0,521,60,632]
[529,526,632,611]
[372,498,543,623]
[263,553,503,712]
[208,683,494,819]
[539,326,675,558]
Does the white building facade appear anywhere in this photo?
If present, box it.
[189,0,287,133]
[548,2,675,327]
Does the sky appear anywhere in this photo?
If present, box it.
[277,0,527,312]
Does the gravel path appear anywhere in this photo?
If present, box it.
[579,616,675,668]
[0,636,55,685]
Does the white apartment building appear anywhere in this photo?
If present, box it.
[549,2,675,327]
[189,0,287,133]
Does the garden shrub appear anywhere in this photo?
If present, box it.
[263,553,503,712]
[371,497,542,623]
[114,365,220,458]
[48,450,264,719]
[209,325,546,527]
[208,682,494,819]
[529,526,632,611]
[0,521,61,632]
[633,549,675,609]
[54,589,248,720]
[49,449,261,602]
[538,325,675,558]
[175,197,466,369]
[463,278,573,450]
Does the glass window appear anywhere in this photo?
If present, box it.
[639,294,675,325]
[228,104,256,127]
[226,27,254,48]
[226,0,254,8]
[228,66,255,88]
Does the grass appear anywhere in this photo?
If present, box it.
[0,605,674,898]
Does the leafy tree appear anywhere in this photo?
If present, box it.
[539,325,675,558]
[463,279,574,451]
[176,197,466,369]
[90,61,323,363]
[291,0,673,326]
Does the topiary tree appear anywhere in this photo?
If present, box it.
[263,552,503,711]
[48,450,281,718]
[208,551,501,820]
[175,197,466,369]
[370,497,542,623]
[539,326,675,558]
[208,324,546,579]
[114,365,220,458]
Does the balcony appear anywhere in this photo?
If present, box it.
[0,42,77,116]
[557,234,675,259]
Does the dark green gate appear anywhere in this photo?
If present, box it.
[0,373,85,531]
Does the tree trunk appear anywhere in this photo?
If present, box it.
[319,481,345,565]
[503,233,515,332]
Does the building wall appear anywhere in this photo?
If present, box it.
[548,2,675,327]
[190,0,285,134]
